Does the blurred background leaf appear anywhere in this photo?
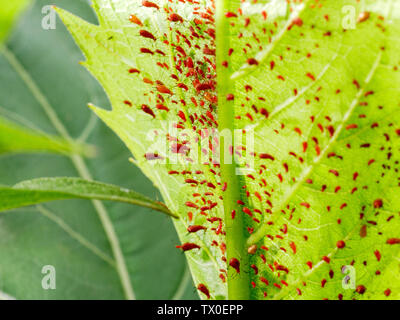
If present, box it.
[0,0,196,299]
[0,177,175,217]
[0,0,28,43]
[0,115,94,156]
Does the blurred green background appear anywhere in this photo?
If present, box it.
[0,0,196,299]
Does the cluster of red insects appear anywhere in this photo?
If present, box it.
[122,0,399,299]
[128,0,223,299]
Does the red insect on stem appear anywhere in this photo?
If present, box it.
[197,284,210,299]
[176,243,201,251]
[229,258,240,273]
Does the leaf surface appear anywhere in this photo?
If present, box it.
[59,0,400,300]
[227,0,400,300]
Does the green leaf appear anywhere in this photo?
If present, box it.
[0,1,93,158]
[227,0,400,300]
[0,0,28,43]
[0,0,196,300]
[58,0,228,301]
[0,177,175,217]
[0,114,93,156]
[59,0,400,300]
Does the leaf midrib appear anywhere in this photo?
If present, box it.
[0,44,135,300]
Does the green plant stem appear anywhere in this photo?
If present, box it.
[216,0,250,300]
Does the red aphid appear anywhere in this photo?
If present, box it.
[373,199,383,209]
[387,238,400,245]
[289,241,297,254]
[292,17,303,27]
[140,48,154,55]
[247,58,259,65]
[187,225,207,233]
[175,46,186,56]
[178,110,186,122]
[176,242,200,251]
[260,108,269,117]
[197,284,210,299]
[185,178,198,184]
[270,61,275,70]
[143,77,153,84]
[156,84,172,95]
[260,277,269,286]
[142,0,159,9]
[336,240,346,249]
[129,68,140,74]
[251,264,258,275]
[141,104,155,118]
[185,201,198,209]
[156,104,169,111]
[243,207,252,216]
[229,258,240,273]
[139,30,156,41]
[259,153,274,161]
[177,83,188,91]
[322,256,330,263]
[129,14,143,26]
[306,73,315,81]
[225,12,237,18]
[168,13,184,23]
[186,57,194,68]
[262,11,267,20]
[196,83,212,91]
[226,94,234,101]
[203,46,216,56]
[356,285,366,294]
[374,250,381,261]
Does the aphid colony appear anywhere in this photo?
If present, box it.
[128,0,228,299]
[122,0,399,300]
